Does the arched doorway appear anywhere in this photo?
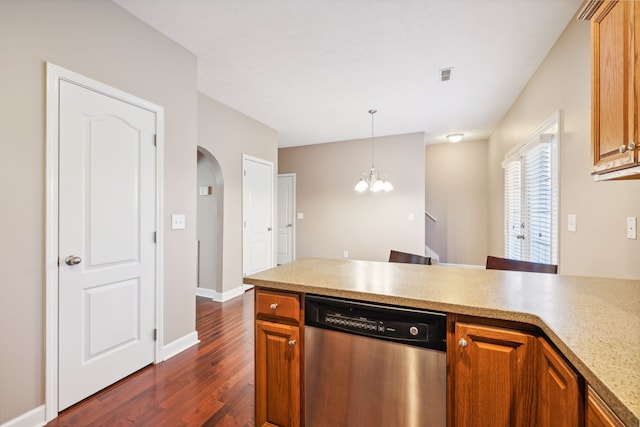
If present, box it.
[196,147,224,295]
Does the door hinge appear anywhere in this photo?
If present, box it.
[153,134,157,147]
[153,328,158,341]
[243,169,246,177]
[153,231,156,243]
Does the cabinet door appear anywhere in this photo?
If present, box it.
[255,320,301,427]
[591,0,638,173]
[452,323,536,427]
[586,386,625,427]
[537,337,582,427]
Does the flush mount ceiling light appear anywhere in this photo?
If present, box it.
[354,109,393,193]
[446,133,464,143]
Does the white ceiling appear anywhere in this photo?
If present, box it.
[113,0,583,147]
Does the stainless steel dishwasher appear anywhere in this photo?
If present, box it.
[305,295,446,427]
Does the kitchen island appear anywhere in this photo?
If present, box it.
[244,257,640,426]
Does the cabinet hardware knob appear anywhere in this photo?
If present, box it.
[458,338,468,348]
[288,339,296,346]
[629,141,636,151]
[619,144,628,153]
[270,303,278,310]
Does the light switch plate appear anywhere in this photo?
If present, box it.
[171,214,186,230]
[627,217,637,240]
[567,214,576,232]
[297,212,304,220]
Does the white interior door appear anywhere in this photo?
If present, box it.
[277,174,295,265]
[58,80,156,410]
[243,155,274,276]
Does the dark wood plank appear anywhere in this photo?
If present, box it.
[388,249,431,265]
[46,291,256,426]
[486,255,558,274]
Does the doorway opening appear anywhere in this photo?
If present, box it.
[196,148,224,297]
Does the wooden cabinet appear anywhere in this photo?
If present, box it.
[586,386,626,427]
[450,321,582,427]
[537,337,582,426]
[450,322,537,426]
[580,0,640,178]
[255,289,303,427]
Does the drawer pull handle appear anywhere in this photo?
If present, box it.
[288,339,296,346]
[270,303,278,310]
[458,338,468,348]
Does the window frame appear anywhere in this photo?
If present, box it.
[501,111,560,265]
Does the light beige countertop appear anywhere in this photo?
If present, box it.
[244,257,640,426]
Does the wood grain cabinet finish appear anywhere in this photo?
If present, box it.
[586,386,626,427]
[451,322,537,427]
[580,0,640,177]
[537,337,582,427]
[450,322,584,427]
[255,289,303,427]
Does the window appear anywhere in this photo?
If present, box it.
[502,112,559,265]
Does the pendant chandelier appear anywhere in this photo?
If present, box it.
[354,109,393,193]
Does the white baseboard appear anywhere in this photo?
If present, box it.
[0,405,45,427]
[438,262,485,269]
[162,331,199,361]
[196,284,253,302]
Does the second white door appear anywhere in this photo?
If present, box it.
[243,155,275,276]
[277,174,295,265]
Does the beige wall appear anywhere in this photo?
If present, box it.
[488,18,640,279]
[197,93,279,295]
[0,1,198,423]
[425,140,489,265]
[279,133,425,261]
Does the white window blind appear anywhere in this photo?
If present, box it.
[502,112,559,265]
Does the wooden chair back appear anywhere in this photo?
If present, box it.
[485,255,557,274]
[389,250,432,265]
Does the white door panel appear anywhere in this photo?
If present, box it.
[58,80,156,410]
[243,156,274,276]
[277,174,295,265]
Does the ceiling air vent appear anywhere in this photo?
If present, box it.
[440,67,453,82]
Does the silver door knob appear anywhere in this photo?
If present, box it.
[288,339,296,346]
[270,303,278,310]
[65,256,82,266]
[267,227,272,231]
[287,224,293,228]
[458,338,468,348]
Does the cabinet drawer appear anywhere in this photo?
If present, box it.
[256,289,300,324]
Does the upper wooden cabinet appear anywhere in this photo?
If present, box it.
[579,0,640,179]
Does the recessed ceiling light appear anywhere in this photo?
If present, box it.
[446,133,463,143]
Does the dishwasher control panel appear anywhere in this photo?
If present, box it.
[305,294,446,350]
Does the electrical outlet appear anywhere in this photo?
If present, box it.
[343,251,349,258]
[627,217,637,240]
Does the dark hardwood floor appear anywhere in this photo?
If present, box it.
[47,290,256,426]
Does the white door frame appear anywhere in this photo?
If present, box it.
[242,154,275,276]
[44,63,165,422]
[277,173,296,264]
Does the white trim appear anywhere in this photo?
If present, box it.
[162,331,200,361]
[0,405,45,427]
[195,284,253,302]
[44,63,165,422]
